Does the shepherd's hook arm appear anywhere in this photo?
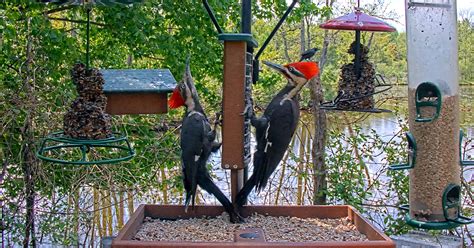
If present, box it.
[255,0,299,60]
[202,0,223,34]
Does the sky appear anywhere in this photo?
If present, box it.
[376,0,474,31]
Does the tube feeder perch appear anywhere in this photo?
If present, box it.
[389,132,417,171]
[389,0,473,229]
[319,2,395,113]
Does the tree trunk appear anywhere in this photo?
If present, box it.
[310,0,335,205]
[281,28,292,63]
[22,17,37,248]
[127,189,134,216]
[127,54,133,67]
[160,167,168,204]
[296,128,306,205]
[300,20,306,55]
[366,32,375,50]
[310,76,328,205]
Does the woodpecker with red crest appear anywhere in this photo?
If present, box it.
[235,60,320,207]
[169,58,243,223]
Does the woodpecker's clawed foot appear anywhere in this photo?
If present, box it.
[214,112,223,127]
[229,210,245,224]
[211,142,221,153]
[241,104,254,119]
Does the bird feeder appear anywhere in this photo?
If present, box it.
[389,0,473,229]
[102,69,176,115]
[36,0,145,165]
[319,1,395,113]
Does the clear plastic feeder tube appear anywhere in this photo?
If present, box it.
[406,0,460,222]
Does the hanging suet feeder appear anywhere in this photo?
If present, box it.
[319,1,395,113]
[36,0,146,165]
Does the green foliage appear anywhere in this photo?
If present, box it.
[459,19,474,84]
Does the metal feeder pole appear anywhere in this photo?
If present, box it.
[241,0,252,201]
[242,0,252,39]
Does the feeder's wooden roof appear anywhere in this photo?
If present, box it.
[320,11,396,32]
[102,69,176,94]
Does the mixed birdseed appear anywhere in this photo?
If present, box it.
[408,90,460,221]
[133,213,368,242]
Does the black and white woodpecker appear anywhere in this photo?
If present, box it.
[168,57,243,223]
[235,60,320,207]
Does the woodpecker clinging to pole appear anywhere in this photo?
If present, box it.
[235,60,320,207]
[299,47,319,62]
[168,57,243,223]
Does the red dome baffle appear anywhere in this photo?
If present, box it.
[319,10,396,32]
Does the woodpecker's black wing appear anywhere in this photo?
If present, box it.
[254,99,299,190]
[235,98,299,206]
[180,112,243,222]
[180,112,211,211]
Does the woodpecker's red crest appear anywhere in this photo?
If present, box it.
[168,87,186,109]
[285,61,319,80]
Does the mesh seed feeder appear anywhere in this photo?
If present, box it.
[319,1,395,113]
[389,0,473,229]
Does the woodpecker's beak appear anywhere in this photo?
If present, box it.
[263,61,286,73]
[263,60,306,79]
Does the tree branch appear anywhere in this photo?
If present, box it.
[47,17,107,27]
[0,159,6,185]
[44,5,75,15]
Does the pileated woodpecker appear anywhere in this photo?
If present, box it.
[169,58,243,223]
[235,60,320,207]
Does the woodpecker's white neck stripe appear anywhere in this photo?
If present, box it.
[187,111,204,117]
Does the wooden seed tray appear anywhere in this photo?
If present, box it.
[113,204,395,248]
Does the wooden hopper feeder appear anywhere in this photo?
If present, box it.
[319,3,395,113]
[102,69,176,115]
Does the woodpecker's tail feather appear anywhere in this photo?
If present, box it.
[252,150,268,192]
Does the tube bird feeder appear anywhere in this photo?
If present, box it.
[390,0,473,229]
[319,3,395,113]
